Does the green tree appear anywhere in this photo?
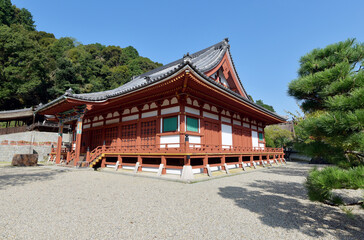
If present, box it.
[0,0,35,30]
[255,99,275,112]
[265,125,293,148]
[0,0,162,110]
[288,39,364,166]
[0,24,48,109]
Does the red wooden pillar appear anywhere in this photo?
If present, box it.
[180,102,186,149]
[238,155,243,168]
[118,155,122,168]
[259,154,263,165]
[74,117,83,166]
[161,155,166,174]
[86,147,90,162]
[66,150,70,163]
[137,155,142,171]
[136,109,142,149]
[221,155,226,170]
[250,155,254,167]
[203,155,208,173]
[55,121,64,164]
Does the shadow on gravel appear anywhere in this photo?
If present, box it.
[0,168,67,190]
[264,162,314,177]
[218,181,364,239]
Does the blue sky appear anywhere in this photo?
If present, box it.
[13,0,364,117]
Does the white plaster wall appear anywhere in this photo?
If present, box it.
[160,135,180,148]
[166,168,182,175]
[252,131,259,148]
[185,106,200,115]
[189,135,201,148]
[221,116,231,123]
[141,110,157,118]
[161,106,180,115]
[122,114,138,122]
[122,166,134,170]
[233,120,241,126]
[106,118,119,125]
[192,168,204,174]
[226,164,239,169]
[210,166,222,171]
[203,111,218,120]
[221,124,232,147]
[142,167,159,173]
[92,122,103,127]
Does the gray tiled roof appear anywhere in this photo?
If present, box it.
[36,39,286,121]
[0,107,33,120]
[71,39,231,101]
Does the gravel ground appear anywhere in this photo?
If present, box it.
[0,162,363,240]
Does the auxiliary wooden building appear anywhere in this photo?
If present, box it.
[36,39,286,178]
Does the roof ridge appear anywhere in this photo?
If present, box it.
[120,40,227,81]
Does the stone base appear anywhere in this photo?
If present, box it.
[12,154,38,166]
[181,165,194,181]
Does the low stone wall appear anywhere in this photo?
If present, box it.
[0,131,71,162]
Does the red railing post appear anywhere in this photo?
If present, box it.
[86,147,90,162]
[66,150,70,163]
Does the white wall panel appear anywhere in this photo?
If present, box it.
[92,122,103,127]
[141,110,157,118]
[122,114,138,122]
[221,116,231,123]
[221,124,232,147]
[252,130,259,148]
[160,135,180,148]
[185,106,200,115]
[161,106,180,115]
[106,118,119,125]
[203,111,219,120]
[233,120,241,126]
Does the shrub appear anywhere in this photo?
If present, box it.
[305,166,364,202]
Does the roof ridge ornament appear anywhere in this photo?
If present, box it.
[144,76,151,82]
[223,38,230,48]
[183,52,192,63]
[65,88,73,96]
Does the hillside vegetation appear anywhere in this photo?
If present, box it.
[0,0,162,111]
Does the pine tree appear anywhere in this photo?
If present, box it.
[288,39,364,166]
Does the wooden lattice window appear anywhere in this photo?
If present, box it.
[141,120,156,147]
[91,129,103,149]
[121,123,137,147]
[105,127,118,145]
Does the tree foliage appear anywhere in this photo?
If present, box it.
[255,99,275,112]
[288,39,364,166]
[264,125,293,148]
[0,0,162,110]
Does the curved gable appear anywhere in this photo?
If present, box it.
[204,51,248,98]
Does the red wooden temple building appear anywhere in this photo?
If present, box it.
[37,38,286,179]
